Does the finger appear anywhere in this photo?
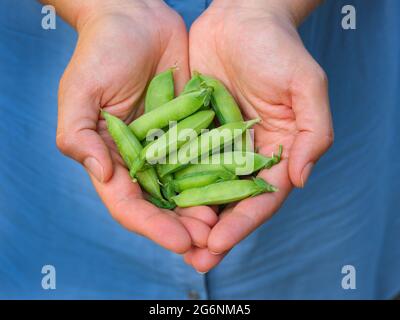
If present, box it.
[91,164,192,254]
[289,62,334,187]
[175,206,219,227]
[183,249,193,266]
[208,160,292,254]
[57,64,113,183]
[186,247,227,273]
[178,216,211,248]
[156,13,190,94]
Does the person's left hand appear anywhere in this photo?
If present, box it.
[185,0,333,272]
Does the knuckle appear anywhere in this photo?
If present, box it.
[311,64,328,87]
[322,131,334,149]
[55,131,75,155]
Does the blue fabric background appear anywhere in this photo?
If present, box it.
[0,0,399,299]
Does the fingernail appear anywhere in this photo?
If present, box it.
[210,251,222,255]
[301,162,314,188]
[83,157,104,183]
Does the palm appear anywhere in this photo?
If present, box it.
[185,7,332,271]
[59,3,217,254]
[190,9,306,157]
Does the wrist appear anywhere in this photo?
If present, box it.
[40,0,163,31]
[210,0,322,26]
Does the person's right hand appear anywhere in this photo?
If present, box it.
[55,0,218,255]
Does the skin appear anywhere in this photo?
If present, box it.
[43,0,333,274]
[44,0,218,255]
[186,0,333,272]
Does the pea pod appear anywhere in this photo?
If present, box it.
[145,68,175,113]
[177,118,259,167]
[156,166,176,204]
[169,170,237,193]
[175,146,282,177]
[129,86,213,141]
[142,74,177,208]
[142,110,215,163]
[147,195,176,210]
[157,161,188,179]
[103,111,143,167]
[199,73,253,151]
[174,163,227,179]
[182,72,203,94]
[102,111,170,207]
[136,169,168,206]
[171,178,278,207]
[157,118,259,177]
[219,146,282,174]
[200,74,243,123]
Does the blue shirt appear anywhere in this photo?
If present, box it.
[0,0,399,299]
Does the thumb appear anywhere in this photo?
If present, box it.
[56,67,113,183]
[289,63,334,187]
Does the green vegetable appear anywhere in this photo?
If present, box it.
[199,73,253,151]
[174,146,282,177]
[169,170,237,193]
[141,110,215,163]
[182,72,203,94]
[129,86,213,141]
[156,167,176,205]
[157,118,260,177]
[102,111,169,206]
[172,178,278,207]
[145,68,175,113]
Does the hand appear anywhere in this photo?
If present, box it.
[54,0,217,254]
[187,0,333,271]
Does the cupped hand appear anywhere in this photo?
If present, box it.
[187,0,333,271]
[56,0,217,254]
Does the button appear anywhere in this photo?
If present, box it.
[187,290,200,300]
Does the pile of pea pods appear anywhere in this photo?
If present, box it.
[103,69,282,209]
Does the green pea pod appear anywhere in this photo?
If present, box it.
[174,146,282,178]
[157,118,259,177]
[145,68,175,113]
[129,86,213,141]
[172,178,278,207]
[157,162,189,179]
[142,110,215,163]
[143,76,176,208]
[177,118,260,166]
[199,73,253,151]
[102,111,143,168]
[169,170,237,193]
[181,72,203,94]
[102,111,167,204]
[156,166,176,203]
[207,146,283,175]
[181,74,210,110]
[135,168,163,201]
[199,74,243,123]
[174,163,228,179]
[147,195,176,210]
